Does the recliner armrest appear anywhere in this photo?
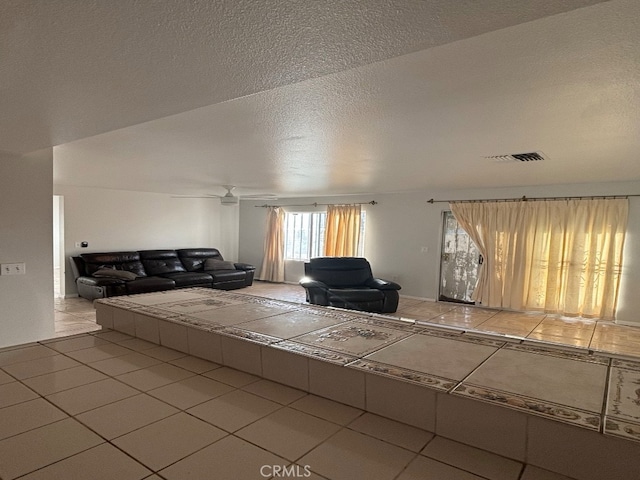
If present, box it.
[299,279,328,289]
[366,277,401,290]
[234,263,256,271]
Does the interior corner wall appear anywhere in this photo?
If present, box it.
[0,149,55,348]
[55,185,238,297]
[239,181,640,326]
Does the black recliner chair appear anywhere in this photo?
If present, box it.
[299,257,401,313]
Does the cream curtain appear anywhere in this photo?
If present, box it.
[259,206,285,282]
[450,198,628,319]
[323,204,362,257]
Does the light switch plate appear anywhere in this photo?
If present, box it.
[1,263,26,275]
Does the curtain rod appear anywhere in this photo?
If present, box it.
[255,200,378,208]
[427,194,639,204]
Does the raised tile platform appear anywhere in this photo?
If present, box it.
[95,288,640,480]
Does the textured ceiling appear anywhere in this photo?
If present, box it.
[3,0,638,197]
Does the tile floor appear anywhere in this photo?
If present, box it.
[55,281,640,358]
[2,329,577,480]
[24,281,637,480]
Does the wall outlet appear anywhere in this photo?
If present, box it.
[420,246,429,253]
[1,263,26,275]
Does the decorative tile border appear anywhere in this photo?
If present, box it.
[607,367,640,423]
[292,322,412,357]
[219,327,282,345]
[612,358,640,372]
[604,417,640,442]
[271,340,359,365]
[347,359,457,392]
[418,328,506,348]
[353,316,424,333]
[453,384,601,431]
[505,343,610,365]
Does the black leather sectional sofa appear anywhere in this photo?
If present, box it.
[70,248,255,300]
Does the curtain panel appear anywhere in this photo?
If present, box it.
[450,198,628,319]
[323,204,362,257]
[259,206,285,282]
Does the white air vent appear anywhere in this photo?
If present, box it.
[485,151,547,163]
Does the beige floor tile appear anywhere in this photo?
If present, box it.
[520,465,579,480]
[428,314,488,328]
[421,436,522,480]
[202,366,261,387]
[589,342,640,356]
[89,352,163,376]
[462,348,607,413]
[116,337,159,351]
[169,355,221,373]
[1,354,81,380]
[113,412,227,470]
[115,363,195,391]
[147,375,236,410]
[141,345,188,362]
[525,333,591,348]
[364,333,497,381]
[65,343,133,363]
[45,377,140,415]
[22,365,108,396]
[0,381,39,408]
[0,369,14,385]
[348,412,433,452]
[188,303,282,326]
[93,330,135,343]
[396,455,485,480]
[289,394,363,425]
[44,335,109,353]
[187,389,281,432]
[0,398,68,440]
[0,344,56,364]
[0,418,103,480]
[236,407,342,461]
[294,321,411,356]
[76,393,179,440]
[261,345,310,390]
[242,379,307,405]
[299,428,415,480]
[18,443,152,480]
[237,310,346,339]
[160,435,286,480]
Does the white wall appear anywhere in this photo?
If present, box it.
[55,185,240,296]
[0,150,55,348]
[239,181,640,326]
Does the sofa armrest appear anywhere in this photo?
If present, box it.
[299,278,328,289]
[234,263,256,272]
[366,277,401,291]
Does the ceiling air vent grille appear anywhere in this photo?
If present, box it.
[485,151,547,163]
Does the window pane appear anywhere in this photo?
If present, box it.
[284,210,366,260]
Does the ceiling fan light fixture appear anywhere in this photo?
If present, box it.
[220,195,239,206]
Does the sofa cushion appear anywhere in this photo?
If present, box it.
[160,271,213,288]
[139,250,187,275]
[125,277,176,295]
[204,259,236,271]
[177,248,224,271]
[93,268,138,280]
[81,252,147,277]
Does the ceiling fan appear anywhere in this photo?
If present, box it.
[172,185,278,206]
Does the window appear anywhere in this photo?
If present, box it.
[283,211,366,260]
